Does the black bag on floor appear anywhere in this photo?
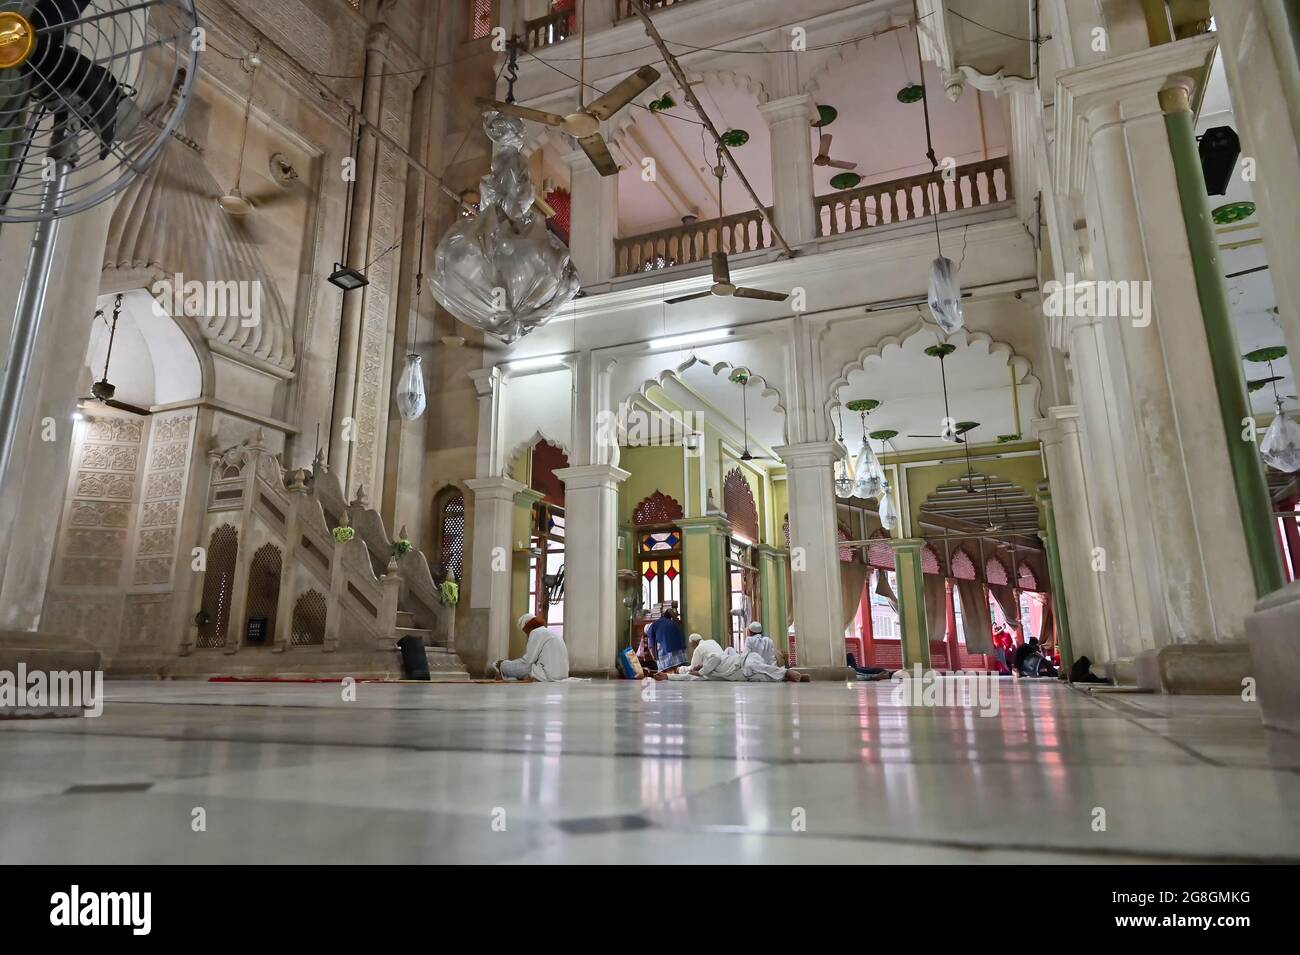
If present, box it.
[396,635,431,681]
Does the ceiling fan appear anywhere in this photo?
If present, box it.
[731,371,778,462]
[81,295,151,417]
[475,11,658,177]
[667,152,789,305]
[813,132,857,170]
[908,343,976,444]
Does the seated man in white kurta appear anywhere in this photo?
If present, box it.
[495,613,569,681]
[743,620,776,665]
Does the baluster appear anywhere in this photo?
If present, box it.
[954,172,966,210]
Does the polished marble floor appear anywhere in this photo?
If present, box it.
[1,678,1298,863]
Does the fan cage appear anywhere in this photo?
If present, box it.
[0,0,200,224]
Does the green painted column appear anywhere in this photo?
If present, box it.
[1036,482,1074,678]
[757,544,787,650]
[773,551,790,653]
[1161,84,1285,598]
[679,516,729,642]
[891,538,931,670]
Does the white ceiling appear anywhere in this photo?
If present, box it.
[83,290,203,408]
[837,326,1036,454]
[541,25,1007,236]
[654,354,785,456]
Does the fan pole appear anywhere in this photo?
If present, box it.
[0,127,73,491]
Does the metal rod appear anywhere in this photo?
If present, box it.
[0,154,72,493]
[625,0,794,257]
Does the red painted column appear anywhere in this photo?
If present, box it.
[859,576,875,666]
[944,578,959,671]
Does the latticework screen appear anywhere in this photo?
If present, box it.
[1017,561,1039,591]
[469,0,493,38]
[950,549,977,580]
[723,468,758,542]
[922,544,942,575]
[245,543,282,643]
[439,491,466,582]
[866,530,894,570]
[986,556,1009,585]
[291,589,327,646]
[632,490,683,525]
[196,524,238,648]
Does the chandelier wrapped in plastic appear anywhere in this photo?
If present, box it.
[1260,411,1300,473]
[927,256,964,334]
[833,458,853,497]
[878,481,899,532]
[852,441,886,499]
[396,354,427,421]
[428,112,580,343]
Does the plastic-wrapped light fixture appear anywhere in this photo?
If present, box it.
[927,256,963,333]
[427,112,580,343]
[852,441,885,499]
[1260,411,1300,473]
[395,353,426,421]
[834,458,853,497]
[878,482,899,532]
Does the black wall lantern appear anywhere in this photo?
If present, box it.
[327,263,369,292]
[1198,125,1240,196]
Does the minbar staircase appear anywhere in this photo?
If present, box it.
[171,433,469,680]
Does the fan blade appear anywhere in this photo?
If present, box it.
[474,98,566,128]
[819,132,832,156]
[733,287,788,301]
[585,66,660,121]
[711,251,730,285]
[103,398,152,417]
[828,159,858,170]
[577,133,619,176]
[666,290,714,305]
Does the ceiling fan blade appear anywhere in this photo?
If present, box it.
[577,133,620,176]
[585,66,660,120]
[733,287,788,301]
[819,132,832,156]
[711,251,730,285]
[828,159,858,170]
[666,290,714,305]
[103,398,152,417]
[474,98,566,128]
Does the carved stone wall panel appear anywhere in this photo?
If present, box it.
[121,594,174,646]
[56,412,144,590]
[131,412,196,591]
[43,594,124,650]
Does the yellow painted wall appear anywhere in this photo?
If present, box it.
[618,444,686,524]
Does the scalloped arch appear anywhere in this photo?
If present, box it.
[609,68,769,144]
[822,321,1040,434]
[504,430,571,478]
[631,354,786,430]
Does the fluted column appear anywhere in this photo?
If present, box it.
[561,140,619,287]
[1037,406,1111,666]
[774,441,844,671]
[756,94,819,247]
[554,464,628,672]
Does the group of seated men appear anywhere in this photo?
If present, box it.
[491,609,807,683]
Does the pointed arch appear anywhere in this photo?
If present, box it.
[723,467,759,542]
[433,485,467,583]
[950,547,977,580]
[196,524,238,648]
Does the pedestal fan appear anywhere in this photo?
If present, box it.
[0,0,198,487]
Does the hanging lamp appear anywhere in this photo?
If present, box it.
[833,402,853,497]
[878,479,899,532]
[1247,347,1300,473]
[847,399,885,498]
[218,48,262,217]
[911,20,963,334]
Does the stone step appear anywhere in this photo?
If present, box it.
[395,610,418,629]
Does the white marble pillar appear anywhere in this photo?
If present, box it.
[756,94,819,247]
[1058,38,1257,652]
[1036,406,1111,665]
[464,476,525,669]
[0,196,115,632]
[774,441,844,671]
[562,142,619,287]
[553,464,628,673]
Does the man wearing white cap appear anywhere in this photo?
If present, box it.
[494,613,569,681]
[656,632,808,682]
[744,620,776,666]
